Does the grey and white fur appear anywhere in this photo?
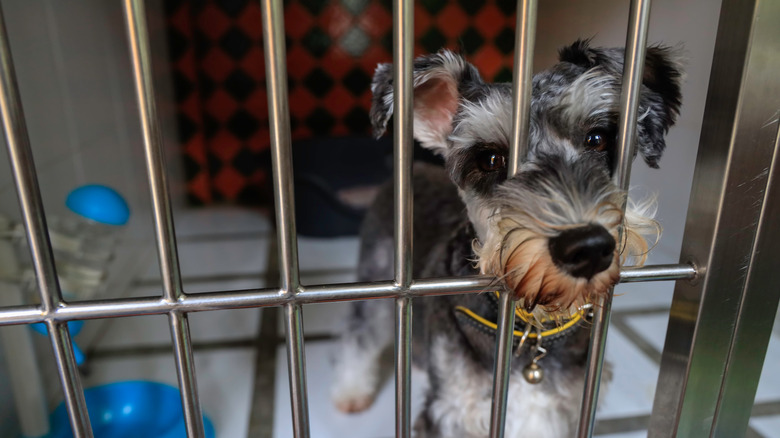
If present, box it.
[331,40,683,437]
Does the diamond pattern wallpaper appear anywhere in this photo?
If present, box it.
[166,0,518,205]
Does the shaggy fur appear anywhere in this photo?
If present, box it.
[332,40,682,437]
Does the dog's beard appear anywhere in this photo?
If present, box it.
[473,193,660,317]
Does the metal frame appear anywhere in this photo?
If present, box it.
[1,0,773,437]
[650,0,780,436]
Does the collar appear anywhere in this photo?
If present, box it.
[453,291,589,347]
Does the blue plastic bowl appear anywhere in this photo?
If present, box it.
[65,185,130,226]
[48,381,215,438]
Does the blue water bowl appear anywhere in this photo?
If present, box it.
[65,185,130,226]
[48,381,215,438]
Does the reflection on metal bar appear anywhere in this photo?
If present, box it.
[395,297,413,437]
[123,1,204,436]
[489,1,537,437]
[712,111,780,438]
[0,4,92,436]
[619,263,696,283]
[123,0,184,304]
[260,0,299,295]
[577,1,652,437]
[283,303,310,438]
[0,264,697,326]
[391,0,414,434]
[169,313,204,437]
[259,0,309,436]
[651,0,780,435]
[47,321,92,438]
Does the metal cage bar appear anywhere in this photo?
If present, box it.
[577,0,652,436]
[5,0,763,436]
[122,0,205,436]
[0,3,93,437]
[0,265,696,327]
[259,0,310,436]
[489,3,537,436]
[391,0,414,435]
[651,0,780,435]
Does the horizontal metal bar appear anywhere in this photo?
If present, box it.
[619,263,697,282]
[0,264,697,326]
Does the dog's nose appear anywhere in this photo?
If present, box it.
[548,224,616,279]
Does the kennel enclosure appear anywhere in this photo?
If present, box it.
[0,0,778,437]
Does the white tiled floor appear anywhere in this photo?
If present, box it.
[66,207,780,437]
[273,341,428,438]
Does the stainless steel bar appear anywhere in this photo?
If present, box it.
[391,0,414,435]
[489,1,536,437]
[619,263,696,283]
[169,312,205,437]
[508,0,537,175]
[0,264,697,325]
[47,321,92,438]
[395,296,413,437]
[123,0,184,304]
[489,289,519,438]
[711,109,780,438]
[123,2,204,436]
[260,0,299,295]
[0,5,60,316]
[577,1,651,436]
[650,0,780,435]
[283,303,310,438]
[0,4,92,436]
[259,0,309,436]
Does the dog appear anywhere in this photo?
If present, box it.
[331,40,682,437]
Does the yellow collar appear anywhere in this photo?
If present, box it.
[453,292,588,340]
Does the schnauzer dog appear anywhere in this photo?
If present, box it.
[331,40,682,437]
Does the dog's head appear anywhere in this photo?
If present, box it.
[370,40,682,313]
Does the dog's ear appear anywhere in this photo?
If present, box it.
[560,39,683,168]
[370,50,483,155]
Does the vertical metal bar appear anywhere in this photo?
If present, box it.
[258,0,309,436]
[122,1,204,436]
[507,0,537,174]
[577,1,651,436]
[0,4,92,437]
[711,116,780,438]
[123,0,183,303]
[395,297,412,437]
[489,1,536,437]
[260,0,299,294]
[169,312,204,437]
[650,0,780,435]
[391,0,414,435]
[283,303,310,437]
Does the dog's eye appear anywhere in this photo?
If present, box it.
[584,130,612,151]
[477,151,507,172]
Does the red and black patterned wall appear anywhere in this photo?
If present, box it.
[166,0,518,205]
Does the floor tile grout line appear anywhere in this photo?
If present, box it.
[247,306,280,438]
[248,233,280,438]
[610,314,775,437]
[610,314,663,364]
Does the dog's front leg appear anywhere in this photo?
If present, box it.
[331,298,394,413]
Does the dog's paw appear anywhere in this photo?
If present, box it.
[332,390,376,414]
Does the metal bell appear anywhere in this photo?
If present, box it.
[522,361,544,384]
